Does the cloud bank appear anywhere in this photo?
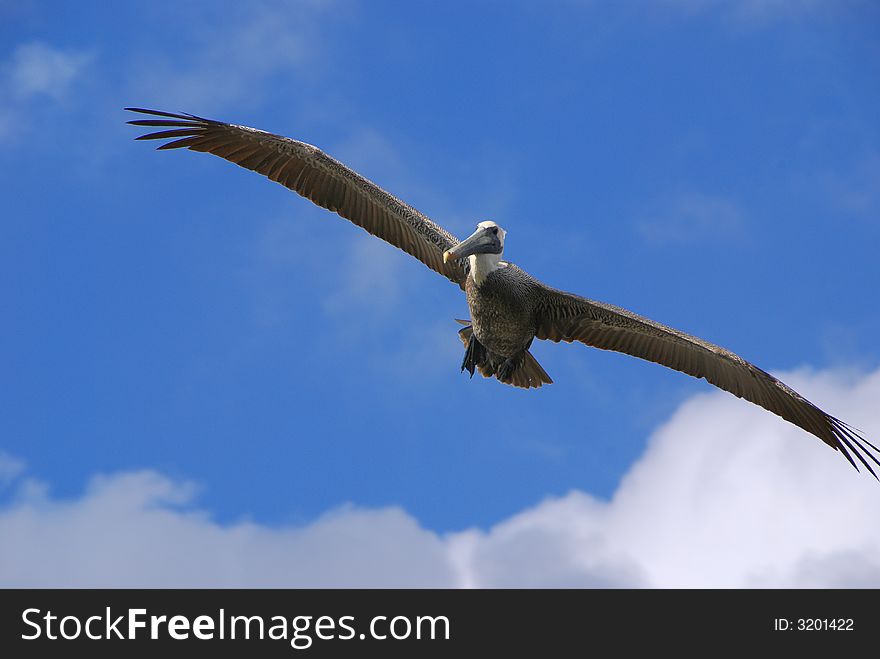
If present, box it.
[2,367,878,587]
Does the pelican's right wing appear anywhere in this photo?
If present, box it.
[126,108,467,288]
[533,285,880,476]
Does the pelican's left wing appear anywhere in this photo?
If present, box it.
[126,108,467,288]
[533,285,879,476]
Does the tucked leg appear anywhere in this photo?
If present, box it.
[460,329,487,378]
[497,356,519,382]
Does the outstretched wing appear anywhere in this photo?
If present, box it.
[126,108,467,288]
[534,286,879,476]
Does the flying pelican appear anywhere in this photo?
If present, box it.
[126,107,879,476]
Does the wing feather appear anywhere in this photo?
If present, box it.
[534,286,879,476]
[126,107,467,288]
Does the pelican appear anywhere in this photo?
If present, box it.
[126,107,879,476]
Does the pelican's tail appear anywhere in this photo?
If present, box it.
[456,321,552,389]
[515,350,553,389]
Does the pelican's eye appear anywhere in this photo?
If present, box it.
[491,227,499,235]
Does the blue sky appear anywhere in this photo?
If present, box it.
[1,1,879,586]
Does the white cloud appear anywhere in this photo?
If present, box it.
[464,367,880,588]
[0,471,453,587]
[1,367,878,587]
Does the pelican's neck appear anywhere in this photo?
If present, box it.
[469,253,505,286]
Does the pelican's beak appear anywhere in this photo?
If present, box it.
[443,227,501,263]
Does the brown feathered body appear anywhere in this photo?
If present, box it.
[459,265,551,389]
[466,265,538,358]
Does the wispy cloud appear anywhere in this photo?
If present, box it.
[658,0,845,26]
[126,0,339,112]
[0,41,92,140]
[5,41,91,100]
[322,234,403,320]
[2,366,878,587]
[636,191,745,245]
[383,319,464,383]
[0,452,25,488]
[823,152,880,221]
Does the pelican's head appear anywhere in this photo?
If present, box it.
[443,221,506,264]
